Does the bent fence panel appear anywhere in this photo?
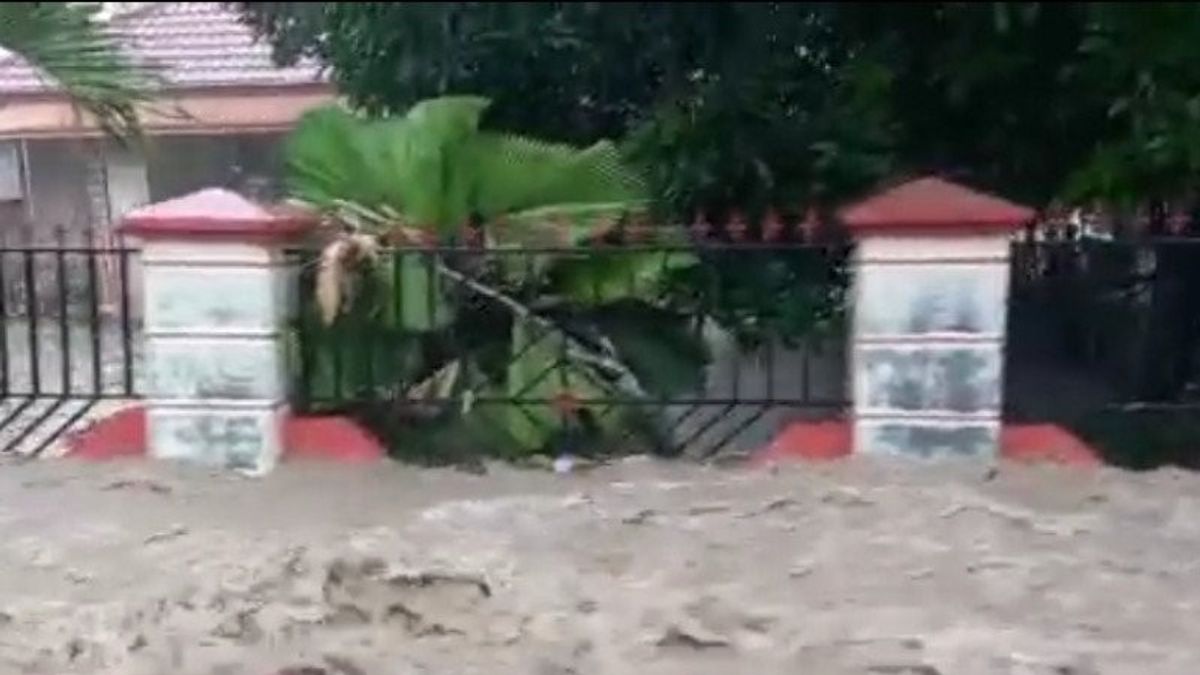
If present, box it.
[289,240,851,460]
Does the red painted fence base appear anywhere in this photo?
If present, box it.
[65,406,385,463]
[67,408,1096,469]
[751,419,1101,468]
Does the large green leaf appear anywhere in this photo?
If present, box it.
[377,252,453,332]
[547,225,698,305]
[503,318,611,454]
[404,95,491,145]
[286,106,376,209]
[495,202,650,245]
[487,202,650,289]
[284,96,648,236]
[552,249,698,305]
[469,134,646,218]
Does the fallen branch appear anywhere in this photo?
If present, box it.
[433,261,648,399]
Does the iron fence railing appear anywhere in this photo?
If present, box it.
[1006,235,1200,468]
[1006,237,1200,419]
[0,234,141,455]
[289,241,851,459]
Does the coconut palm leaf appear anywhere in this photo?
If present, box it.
[0,3,157,140]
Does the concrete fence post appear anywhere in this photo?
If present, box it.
[120,188,315,473]
[839,177,1034,458]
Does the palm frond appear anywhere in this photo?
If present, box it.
[402,95,491,144]
[490,202,646,247]
[315,234,380,325]
[287,106,390,216]
[0,3,158,140]
[284,96,649,237]
[469,134,647,220]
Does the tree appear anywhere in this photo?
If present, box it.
[0,3,156,139]
[239,2,891,216]
[240,2,1200,210]
[245,2,869,360]
[287,96,709,461]
[244,2,1200,408]
[831,3,1200,209]
[238,3,749,142]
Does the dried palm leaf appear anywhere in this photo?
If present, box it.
[315,240,349,325]
[315,234,383,325]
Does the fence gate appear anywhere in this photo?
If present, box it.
[0,230,141,456]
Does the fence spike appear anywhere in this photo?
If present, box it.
[799,207,819,242]
[628,214,652,243]
[728,212,748,242]
[763,209,784,242]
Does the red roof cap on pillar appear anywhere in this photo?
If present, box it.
[120,188,317,241]
[838,176,1035,236]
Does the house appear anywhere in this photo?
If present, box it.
[0,2,334,243]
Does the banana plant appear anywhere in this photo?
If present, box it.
[285,96,708,459]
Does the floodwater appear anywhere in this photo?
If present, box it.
[0,456,1197,674]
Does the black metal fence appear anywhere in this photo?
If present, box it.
[290,240,850,461]
[289,230,1200,465]
[1006,235,1200,467]
[0,221,1182,463]
[0,228,142,455]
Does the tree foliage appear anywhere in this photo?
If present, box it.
[286,96,644,237]
[0,3,157,140]
[836,3,1200,209]
[244,2,1200,441]
[239,2,890,217]
[241,2,1200,210]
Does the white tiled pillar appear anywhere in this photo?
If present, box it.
[839,177,1034,458]
[121,188,312,473]
[851,235,1012,457]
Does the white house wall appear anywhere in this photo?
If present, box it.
[19,139,96,237]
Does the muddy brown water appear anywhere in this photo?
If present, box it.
[0,456,1196,674]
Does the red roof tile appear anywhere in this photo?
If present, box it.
[0,2,323,94]
[120,187,315,239]
[839,176,1035,234]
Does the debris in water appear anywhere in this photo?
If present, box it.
[323,653,367,675]
[553,455,575,474]
[656,624,731,650]
[621,509,656,525]
[101,478,172,495]
[143,524,189,545]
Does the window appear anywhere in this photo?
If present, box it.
[0,141,23,202]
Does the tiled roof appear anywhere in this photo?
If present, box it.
[839,176,1035,232]
[0,2,324,94]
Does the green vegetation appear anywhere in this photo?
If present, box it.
[0,3,156,140]
[242,2,1200,211]
[241,2,1200,463]
[286,96,710,462]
